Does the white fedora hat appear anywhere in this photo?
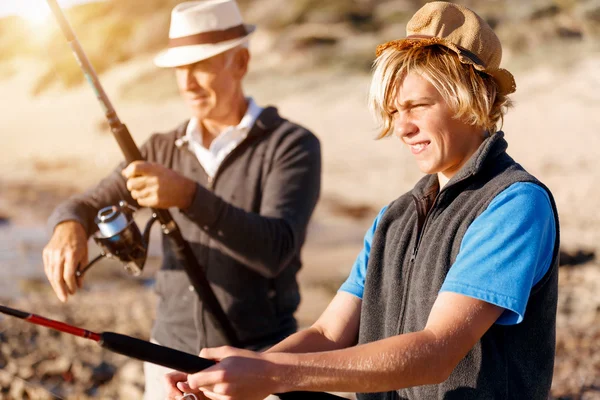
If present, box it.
[154,0,256,68]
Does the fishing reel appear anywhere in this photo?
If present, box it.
[76,201,159,277]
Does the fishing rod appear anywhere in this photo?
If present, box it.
[43,0,240,346]
[0,305,346,400]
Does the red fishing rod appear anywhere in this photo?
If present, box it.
[0,304,213,373]
[0,305,346,399]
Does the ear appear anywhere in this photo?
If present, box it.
[232,47,250,79]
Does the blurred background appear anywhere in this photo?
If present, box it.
[0,0,599,398]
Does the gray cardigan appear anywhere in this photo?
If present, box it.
[48,106,322,353]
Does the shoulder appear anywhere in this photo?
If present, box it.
[487,182,554,218]
[256,107,321,162]
[468,182,557,253]
[259,106,320,144]
[463,149,558,221]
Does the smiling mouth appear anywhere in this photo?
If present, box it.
[408,141,430,155]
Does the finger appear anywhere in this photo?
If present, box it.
[130,189,146,201]
[122,161,150,179]
[165,371,188,391]
[182,389,211,400]
[76,261,85,289]
[77,245,88,289]
[45,255,63,301]
[166,384,183,400]
[50,253,68,302]
[126,176,148,192]
[177,382,192,393]
[63,252,79,295]
[195,391,211,400]
[130,185,154,201]
[42,248,52,278]
[199,389,229,400]
[199,347,229,360]
[187,368,228,391]
[43,249,59,296]
[137,193,159,208]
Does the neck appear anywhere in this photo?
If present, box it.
[437,173,450,189]
[201,92,248,145]
[437,128,487,189]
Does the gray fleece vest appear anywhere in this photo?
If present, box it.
[357,132,560,400]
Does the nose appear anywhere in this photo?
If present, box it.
[178,67,199,91]
[185,69,199,91]
[393,111,418,140]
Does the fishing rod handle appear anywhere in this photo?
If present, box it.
[100,332,215,373]
[112,123,143,163]
[99,333,344,399]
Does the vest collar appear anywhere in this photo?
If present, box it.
[411,131,508,198]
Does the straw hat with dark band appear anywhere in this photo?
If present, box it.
[154,0,255,68]
[377,1,516,95]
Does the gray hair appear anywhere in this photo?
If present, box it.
[224,41,250,68]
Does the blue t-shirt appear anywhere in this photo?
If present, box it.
[339,182,556,325]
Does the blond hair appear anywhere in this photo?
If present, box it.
[369,45,512,139]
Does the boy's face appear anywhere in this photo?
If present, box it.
[391,72,485,184]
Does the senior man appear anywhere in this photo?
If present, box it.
[42,1,321,398]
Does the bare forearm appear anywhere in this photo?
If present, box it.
[268,330,449,394]
[268,294,361,355]
[266,327,344,354]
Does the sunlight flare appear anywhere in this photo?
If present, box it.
[16,1,52,27]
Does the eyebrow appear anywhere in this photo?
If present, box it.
[178,58,214,71]
[396,97,436,108]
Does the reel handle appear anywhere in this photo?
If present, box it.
[75,254,105,278]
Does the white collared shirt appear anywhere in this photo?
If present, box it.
[184,98,263,179]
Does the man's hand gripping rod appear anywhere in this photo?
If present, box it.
[44,0,240,347]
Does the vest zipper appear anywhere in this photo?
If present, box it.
[396,175,473,334]
[397,193,439,336]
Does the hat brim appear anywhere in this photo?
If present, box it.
[154,24,256,68]
[376,37,516,95]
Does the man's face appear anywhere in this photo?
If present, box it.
[391,72,484,181]
[175,48,248,121]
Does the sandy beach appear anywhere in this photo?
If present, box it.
[1,2,600,397]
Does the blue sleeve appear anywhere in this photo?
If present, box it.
[339,206,389,299]
[440,182,556,325]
